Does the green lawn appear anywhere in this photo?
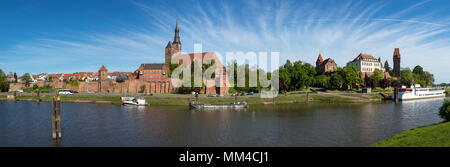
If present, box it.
[371,121,450,147]
[1,91,383,105]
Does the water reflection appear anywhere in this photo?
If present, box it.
[0,97,446,147]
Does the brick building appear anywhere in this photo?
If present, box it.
[163,20,229,95]
[393,48,401,77]
[315,53,338,74]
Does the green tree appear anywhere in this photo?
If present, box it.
[13,72,18,83]
[412,65,424,76]
[290,61,316,90]
[0,69,10,92]
[315,75,330,88]
[21,73,32,87]
[439,100,450,122]
[400,68,414,87]
[32,84,39,90]
[379,78,391,89]
[339,65,363,90]
[330,73,343,89]
[422,71,434,87]
[384,60,391,73]
[373,68,384,83]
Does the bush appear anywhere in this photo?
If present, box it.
[439,100,450,122]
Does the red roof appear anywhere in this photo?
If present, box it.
[354,53,377,61]
[393,48,400,59]
[98,65,108,72]
[317,53,324,63]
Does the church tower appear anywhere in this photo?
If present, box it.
[172,19,182,53]
[316,53,324,72]
[165,20,182,64]
[393,48,401,77]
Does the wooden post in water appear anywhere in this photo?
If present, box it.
[51,97,56,139]
[13,91,17,103]
[306,92,309,103]
[51,96,62,140]
[394,88,399,103]
[36,91,40,103]
[56,96,62,138]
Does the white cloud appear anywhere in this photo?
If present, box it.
[2,0,449,82]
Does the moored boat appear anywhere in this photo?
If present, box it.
[393,84,445,101]
[189,101,248,110]
[121,97,148,106]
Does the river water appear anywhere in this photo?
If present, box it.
[0,97,447,147]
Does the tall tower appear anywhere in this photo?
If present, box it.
[165,41,173,64]
[98,65,108,92]
[316,53,324,73]
[393,48,401,77]
[172,19,182,53]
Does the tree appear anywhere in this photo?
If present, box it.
[0,69,9,92]
[422,71,434,87]
[330,73,343,89]
[290,61,316,90]
[373,68,384,83]
[391,79,401,88]
[21,73,32,87]
[439,100,450,122]
[412,65,424,76]
[384,60,391,73]
[315,75,330,88]
[400,68,414,87]
[116,73,128,83]
[32,84,39,90]
[139,85,146,93]
[339,65,363,90]
[13,72,17,83]
[379,78,391,89]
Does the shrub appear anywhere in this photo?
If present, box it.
[32,84,39,90]
[439,100,450,122]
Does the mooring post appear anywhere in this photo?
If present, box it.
[306,92,309,103]
[394,88,399,103]
[36,91,40,103]
[51,97,56,139]
[13,91,17,103]
[56,96,62,138]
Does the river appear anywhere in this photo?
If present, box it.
[0,97,447,147]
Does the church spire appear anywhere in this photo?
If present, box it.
[173,19,181,44]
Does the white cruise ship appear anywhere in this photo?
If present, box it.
[393,84,445,100]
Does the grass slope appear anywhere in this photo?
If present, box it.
[371,122,450,147]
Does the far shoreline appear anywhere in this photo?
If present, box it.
[0,91,386,106]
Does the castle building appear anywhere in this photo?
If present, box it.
[351,53,387,78]
[315,53,338,74]
[393,48,401,77]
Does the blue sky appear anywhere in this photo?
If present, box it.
[1,0,449,83]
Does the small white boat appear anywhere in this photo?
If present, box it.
[393,84,445,100]
[122,97,148,106]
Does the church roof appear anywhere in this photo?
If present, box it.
[322,58,335,65]
[316,53,324,63]
[141,63,168,70]
[166,41,172,48]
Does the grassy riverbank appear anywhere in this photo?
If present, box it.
[371,121,450,147]
[0,91,384,105]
